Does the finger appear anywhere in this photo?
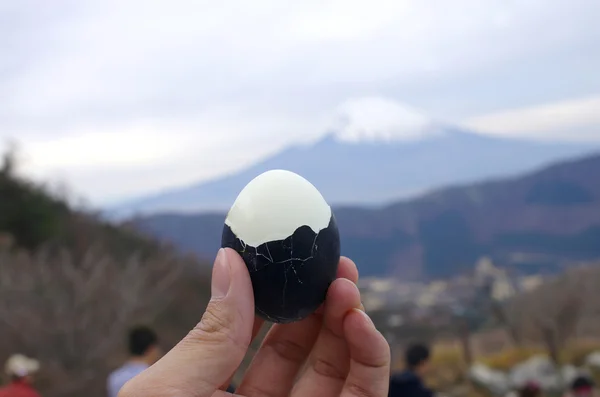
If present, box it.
[219,316,265,391]
[119,248,254,397]
[211,391,234,397]
[236,312,322,397]
[236,257,358,397]
[291,278,362,397]
[252,317,266,339]
[339,256,359,284]
[315,257,359,315]
[341,309,391,397]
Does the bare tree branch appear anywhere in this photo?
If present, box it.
[0,241,193,397]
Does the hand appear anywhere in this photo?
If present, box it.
[119,248,390,397]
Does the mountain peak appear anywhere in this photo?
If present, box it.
[329,96,446,143]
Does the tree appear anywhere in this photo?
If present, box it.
[489,300,524,347]
[0,243,187,397]
[0,140,19,177]
[529,273,584,363]
[0,144,70,250]
[501,268,591,363]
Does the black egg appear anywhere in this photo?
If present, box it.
[221,169,340,323]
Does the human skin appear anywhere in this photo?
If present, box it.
[119,248,391,397]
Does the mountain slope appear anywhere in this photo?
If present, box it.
[134,151,600,280]
[112,127,598,216]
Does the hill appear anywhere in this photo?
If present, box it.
[110,126,599,217]
[0,149,163,258]
[0,150,213,397]
[134,152,600,280]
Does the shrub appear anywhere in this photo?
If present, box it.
[480,347,545,371]
[0,243,210,397]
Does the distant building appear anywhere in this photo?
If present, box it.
[474,256,516,301]
[519,275,544,292]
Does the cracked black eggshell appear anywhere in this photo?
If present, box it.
[221,169,340,323]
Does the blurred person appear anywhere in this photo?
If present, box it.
[117,248,391,397]
[0,354,41,397]
[566,376,596,397]
[388,343,434,397]
[107,325,161,397]
[518,381,542,397]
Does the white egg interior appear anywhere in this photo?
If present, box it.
[225,170,332,247]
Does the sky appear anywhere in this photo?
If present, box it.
[2,0,600,205]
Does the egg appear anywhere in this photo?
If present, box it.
[221,169,340,323]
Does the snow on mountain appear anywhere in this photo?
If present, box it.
[109,122,599,218]
[105,97,600,218]
[330,97,447,143]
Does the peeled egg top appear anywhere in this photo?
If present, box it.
[225,169,332,247]
[221,169,341,323]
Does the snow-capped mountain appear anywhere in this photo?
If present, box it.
[110,123,599,217]
[329,96,446,143]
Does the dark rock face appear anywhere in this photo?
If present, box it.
[222,215,340,323]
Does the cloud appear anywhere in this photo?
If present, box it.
[15,101,326,202]
[331,97,437,142]
[462,95,600,141]
[4,0,599,129]
[1,0,599,202]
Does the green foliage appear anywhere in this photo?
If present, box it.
[0,151,69,250]
[0,147,162,257]
[0,146,215,397]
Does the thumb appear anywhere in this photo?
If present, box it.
[120,248,255,397]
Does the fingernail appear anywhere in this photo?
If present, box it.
[211,248,231,299]
[354,308,376,330]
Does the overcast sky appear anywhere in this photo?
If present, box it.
[2,0,600,204]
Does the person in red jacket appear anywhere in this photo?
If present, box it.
[518,381,542,397]
[0,354,42,397]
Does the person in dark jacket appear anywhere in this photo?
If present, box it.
[565,376,596,397]
[518,381,541,397]
[389,343,434,397]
